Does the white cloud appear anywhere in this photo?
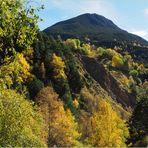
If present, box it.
[144,8,148,16]
[47,0,119,23]
[51,0,66,7]
[131,30,148,41]
[36,0,122,30]
[79,0,118,21]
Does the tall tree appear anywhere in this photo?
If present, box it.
[0,89,47,147]
[0,0,41,60]
[35,87,81,147]
[86,100,129,147]
[51,53,67,79]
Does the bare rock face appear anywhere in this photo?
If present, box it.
[81,56,136,109]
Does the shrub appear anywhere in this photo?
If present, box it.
[64,39,80,49]
[112,55,124,69]
[129,70,139,78]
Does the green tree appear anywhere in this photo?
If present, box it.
[0,89,47,147]
[0,0,41,60]
[129,69,139,78]
[28,78,44,99]
[128,97,148,146]
[128,82,148,146]
[67,61,83,93]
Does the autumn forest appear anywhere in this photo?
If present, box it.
[0,0,148,147]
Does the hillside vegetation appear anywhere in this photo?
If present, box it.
[44,13,148,66]
[0,0,147,147]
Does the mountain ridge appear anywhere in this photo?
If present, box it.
[44,13,148,46]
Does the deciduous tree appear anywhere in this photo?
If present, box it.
[86,100,129,147]
[35,87,81,147]
[0,89,47,147]
[51,53,67,79]
[0,0,41,60]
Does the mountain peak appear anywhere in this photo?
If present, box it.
[76,13,117,28]
[43,13,148,46]
[77,13,110,20]
[53,13,118,29]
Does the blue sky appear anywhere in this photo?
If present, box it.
[36,0,148,41]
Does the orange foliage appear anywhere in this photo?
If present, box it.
[35,87,80,147]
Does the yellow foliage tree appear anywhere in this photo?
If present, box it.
[82,43,93,56]
[73,98,79,108]
[106,48,118,57]
[51,53,67,79]
[15,53,32,82]
[0,89,47,147]
[112,55,124,68]
[64,39,80,49]
[23,48,34,63]
[86,100,129,147]
[49,107,81,147]
[0,53,32,89]
[35,87,81,147]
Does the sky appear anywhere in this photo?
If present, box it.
[36,0,148,41]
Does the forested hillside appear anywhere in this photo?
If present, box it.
[0,0,147,147]
[44,13,148,66]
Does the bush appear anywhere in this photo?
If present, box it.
[64,39,80,49]
[129,70,139,78]
[112,55,124,69]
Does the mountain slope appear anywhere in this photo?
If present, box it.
[44,13,148,47]
[80,55,136,108]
